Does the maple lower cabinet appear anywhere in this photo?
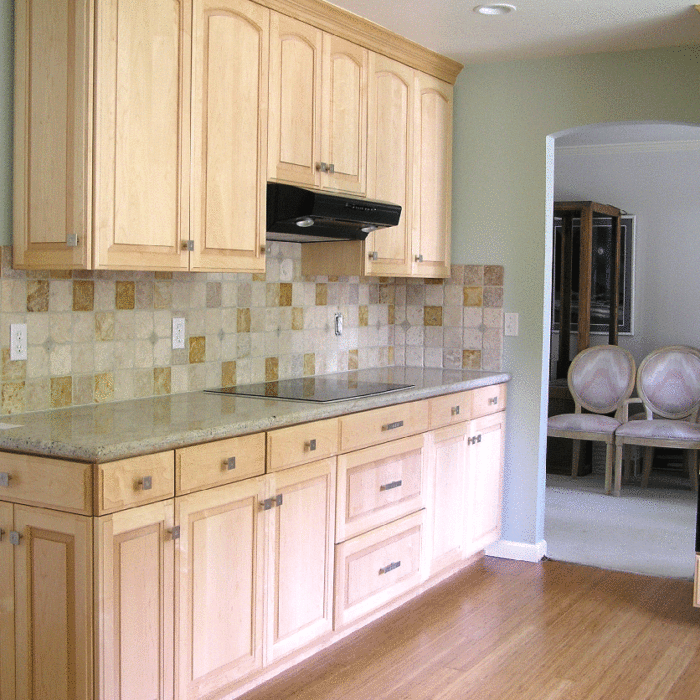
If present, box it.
[0,503,93,700]
[268,13,367,195]
[95,499,176,700]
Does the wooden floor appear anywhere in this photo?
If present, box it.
[241,558,700,700]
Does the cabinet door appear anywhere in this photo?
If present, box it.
[0,503,13,700]
[464,411,505,556]
[14,505,93,700]
[95,500,175,700]
[176,477,266,700]
[321,34,367,195]
[412,72,452,278]
[266,459,336,663]
[93,0,191,270]
[365,53,413,276]
[13,0,92,269]
[190,0,268,272]
[268,12,323,189]
[426,422,469,576]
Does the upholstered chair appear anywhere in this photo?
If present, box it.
[548,345,636,495]
[614,346,700,496]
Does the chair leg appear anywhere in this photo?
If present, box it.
[604,443,614,495]
[613,444,624,496]
[641,446,654,487]
[686,450,698,493]
[571,439,583,478]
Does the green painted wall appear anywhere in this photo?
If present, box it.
[452,45,700,548]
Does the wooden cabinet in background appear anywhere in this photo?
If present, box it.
[0,503,13,700]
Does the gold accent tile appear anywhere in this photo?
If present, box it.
[73,280,94,311]
[153,367,171,395]
[2,349,26,382]
[95,312,115,341]
[462,349,482,370]
[279,283,292,307]
[27,280,49,312]
[463,287,484,307]
[51,270,73,280]
[425,278,443,285]
[237,308,251,333]
[116,281,135,310]
[303,353,315,376]
[222,360,236,387]
[388,346,395,364]
[388,304,395,325]
[291,307,304,331]
[265,356,279,382]
[379,284,395,304]
[50,376,73,408]
[359,305,368,327]
[189,336,206,363]
[2,381,25,414]
[315,283,327,306]
[348,348,359,370]
[154,271,173,279]
[424,306,443,326]
[484,265,504,286]
[252,272,266,282]
[94,372,114,403]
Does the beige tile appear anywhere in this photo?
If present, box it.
[463,265,484,286]
[154,271,173,280]
[265,356,279,382]
[424,306,443,327]
[189,336,206,363]
[27,279,49,312]
[237,308,251,333]
[292,307,304,331]
[463,287,484,307]
[359,305,368,327]
[266,283,280,306]
[94,372,114,403]
[73,280,94,311]
[116,281,136,310]
[51,376,73,408]
[154,279,173,309]
[303,353,315,376]
[222,360,236,387]
[25,379,50,412]
[348,348,359,370]
[483,286,504,308]
[2,381,25,414]
[206,281,222,308]
[315,283,327,306]
[73,375,94,406]
[449,265,465,285]
[134,281,154,309]
[2,348,27,382]
[484,265,504,286]
[95,312,115,341]
[154,367,171,395]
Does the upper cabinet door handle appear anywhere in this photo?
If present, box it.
[0,472,9,487]
[139,476,153,490]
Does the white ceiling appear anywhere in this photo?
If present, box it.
[329,0,700,65]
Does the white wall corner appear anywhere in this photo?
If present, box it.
[485,539,547,562]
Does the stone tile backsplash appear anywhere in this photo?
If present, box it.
[0,244,504,414]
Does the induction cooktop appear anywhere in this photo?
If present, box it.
[205,376,413,403]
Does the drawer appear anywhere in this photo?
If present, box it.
[336,434,425,542]
[471,383,506,418]
[0,452,92,515]
[339,401,429,453]
[429,391,472,429]
[334,510,423,629]
[176,433,265,494]
[96,451,174,514]
[267,418,339,472]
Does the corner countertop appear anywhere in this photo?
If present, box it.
[0,367,510,463]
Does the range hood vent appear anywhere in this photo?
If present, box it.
[266,183,401,243]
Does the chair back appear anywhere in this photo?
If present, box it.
[636,346,700,420]
[567,345,636,414]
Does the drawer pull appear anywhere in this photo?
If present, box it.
[379,560,401,575]
[9,531,21,546]
[0,528,3,541]
[226,457,236,471]
[0,472,9,487]
[139,476,153,490]
[380,480,403,492]
[260,494,284,511]
[488,396,499,406]
[451,405,460,416]
[306,439,317,452]
[170,526,181,540]
[382,420,404,432]
[468,435,482,446]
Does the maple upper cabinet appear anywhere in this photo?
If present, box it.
[268,13,368,195]
[412,72,453,278]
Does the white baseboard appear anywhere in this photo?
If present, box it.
[485,539,548,562]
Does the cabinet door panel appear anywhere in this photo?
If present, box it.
[96,500,175,700]
[0,503,14,700]
[267,459,336,662]
[268,13,322,188]
[176,477,265,699]
[94,0,190,269]
[191,0,267,272]
[14,506,92,700]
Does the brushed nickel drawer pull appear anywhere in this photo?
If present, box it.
[468,435,483,446]
[226,457,236,471]
[170,526,181,540]
[451,405,460,416]
[380,480,402,492]
[275,494,283,507]
[379,560,401,575]
[306,439,317,451]
[139,476,153,490]
[382,420,404,432]
[9,531,21,546]
[261,498,274,511]
[488,396,499,405]
[0,472,9,487]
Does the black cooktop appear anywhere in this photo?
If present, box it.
[205,376,413,403]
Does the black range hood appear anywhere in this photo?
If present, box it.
[266,182,401,243]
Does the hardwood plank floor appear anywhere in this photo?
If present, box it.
[240,558,700,700]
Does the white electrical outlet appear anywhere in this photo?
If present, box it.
[504,313,519,337]
[334,312,343,336]
[10,324,27,361]
[172,318,186,349]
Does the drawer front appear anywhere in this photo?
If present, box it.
[176,433,265,494]
[0,452,92,515]
[334,510,423,628]
[429,391,472,429]
[336,434,424,542]
[471,383,506,418]
[97,451,174,514]
[339,401,429,453]
[267,418,339,472]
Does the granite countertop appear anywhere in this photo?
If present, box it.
[0,367,510,463]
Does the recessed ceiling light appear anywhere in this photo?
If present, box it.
[474,4,516,15]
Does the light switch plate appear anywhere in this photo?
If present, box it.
[172,318,186,349]
[10,324,27,361]
[504,313,519,337]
